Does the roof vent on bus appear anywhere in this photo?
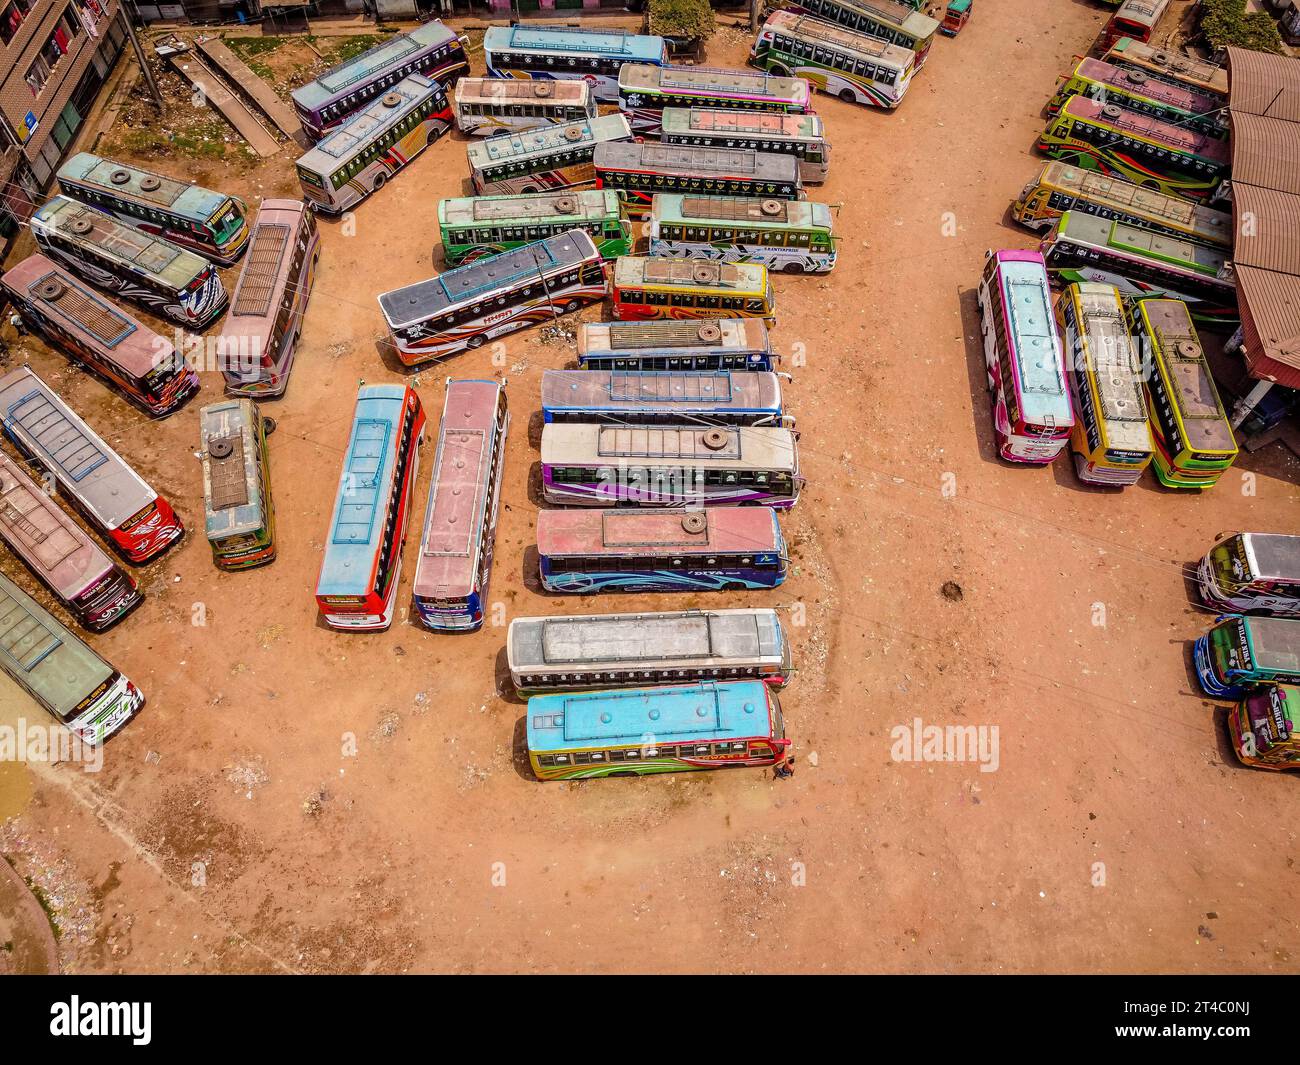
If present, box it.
[554,196,577,215]
[534,82,553,97]
[1152,51,1171,66]
[563,126,584,141]
[109,169,131,185]
[691,264,715,284]
[1124,70,1148,85]
[69,216,94,235]
[209,437,235,460]
[139,175,162,192]
[1101,104,1123,120]
[34,278,65,301]
[681,512,707,534]
[1176,340,1200,359]
[760,199,782,216]
[696,323,722,342]
[701,428,729,451]
[382,92,402,108]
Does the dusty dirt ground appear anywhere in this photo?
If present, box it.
[1,0,1298,974]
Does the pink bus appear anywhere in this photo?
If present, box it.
[0,451,142,631]
[412,380,509,631]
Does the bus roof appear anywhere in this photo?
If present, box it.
[993,251,1069,420]
[541,369,781,413]
[509,608,784,670]
[466,113,630,167]
[1106,36,1228,96]
[1114,0,1166,29]
[1037,162,1232,239]
[0,570,112,719]
[1068,283,1151,447]
[1061,96,1229,162]
[201,399,265,542]
[1060,211,1229,278]
[578,318,770,355]
[536,506,782,557]
[379,230,597,327]
[653,193,831,231]
[292,21,458,109]
[439,190,619,229]
[540,423,798,469]
[619,62,810,105]
[0,366,156,530]
[317,384,408,597]
[484,23,667,61]
[32,196,209,290]
[413,380,502,600]
[1241,616,1300,672]
[596,141,801,184]
[763,10,919,65]
[816,0,940,37]
[527,680,773,750]
[224,199,307,323]
[298,74,441,173]
[1245,534,1300,581]
[59,152,232,222]
[1072,56,1222,114]
[661,107,824,139]
[614,255,767,294]
[455,76,589,105]
[1,254,171,380]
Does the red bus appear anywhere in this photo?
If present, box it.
[1,254,199,418]
[0,451,142,631]
[412,380,509,632]
[1103,0,1168,50]
[315,383,427,631]
[0,366,184,564]
[217,199,321,399]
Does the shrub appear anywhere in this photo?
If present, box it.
[647,0,717,41]
[1199,0,1285,55]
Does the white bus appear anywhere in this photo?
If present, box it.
[454,77,596,137]
[649,193,837,274]
[660,107,830,184]
[483,24,668,103]
[467,113,633,196]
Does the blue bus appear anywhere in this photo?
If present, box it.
[536,507,787,593]
[540,369,789,426]
[483,24,668,103]
[526,680,790,780]
[314,383,427,632]
[577,318,779,372]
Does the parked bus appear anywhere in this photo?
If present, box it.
[976,249,1073,464]
[612,256,775,323]
[535,507,788,593]
[217,198,320,399]
[0,254,199,418]
[437,190,631,267]
[30,196,228,330]
[750,11,916,110]
[483,24,668,104]
[1198,534,1300,618]
[57,152,249,265]
[1056,282,1154,486]
[1103,37,1228,102]
[595,141,803,219]
[0,451,141,631]
[1128,297,1237,488]
[1195,615,1300,698]
[315,383,426,631]
[509,607,793,694]
[618,63,810,136]
[1102,0,1169,50]
[1047,58,1225,139]
[542,369,788,426]
[763,0,940,66]
[540,423,802,508]
[379,230,606,365]
[0,570,144,745]
[660,107,830,185]
[454,77,595,137]
[291,20,469,141]
[0,367,184,564]
[467,113,633,196]
[412,380,509,632]
[526,679,789,780]
[295,74,455,215]
[1011,162,1232,248]
[1035,96,1229,202]
[577,318,778,371]
[649,193,837,275]
[1227,683,1299,771]
[1041,211,1236,326]
[200,399,277,571]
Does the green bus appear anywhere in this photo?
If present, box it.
[649,193,837,274]
[437,189,631,267]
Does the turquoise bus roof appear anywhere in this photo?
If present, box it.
[466,113,629,168]
[292,21,458,111]
[317,385,407,597]
[997,254,1069,421]
[527,680,773,752]
[484,24,666,62]
[59,152,232,223]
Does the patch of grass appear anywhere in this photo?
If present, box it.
[111,116,254,164]
[23,878,61,940]
[228,35,288,59]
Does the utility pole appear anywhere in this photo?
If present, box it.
[750,0,760,33]
[123,0,163,109]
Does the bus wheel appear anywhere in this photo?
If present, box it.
[783,262,805,275]
[262,417,278,437]
[522,185,539,194]
[466,335,486,349]
[723,582,745,591]
[564,299,582,312]
[373,173,387,191]
[839,88,856,103]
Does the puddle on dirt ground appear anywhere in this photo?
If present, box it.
[0,859,58,974]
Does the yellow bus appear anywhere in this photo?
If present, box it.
[1128,297,1237,489]
[1056,282,1154,487]
[611,256,775,324]
[1012,162,1232,249]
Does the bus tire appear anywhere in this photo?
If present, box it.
[783,262,805,275]
[466,335,486,349]
[522,185,539,194]
[564,299,582,312]
[262,417,278,437]
[373,172,387,192]
[839,88,856,103]
[723,582,745,592]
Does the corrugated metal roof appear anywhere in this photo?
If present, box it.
[1236,265,1300,389]
[1228,46,1300,119]
[1229,112,1300,194]
[1232,185,1300,274]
